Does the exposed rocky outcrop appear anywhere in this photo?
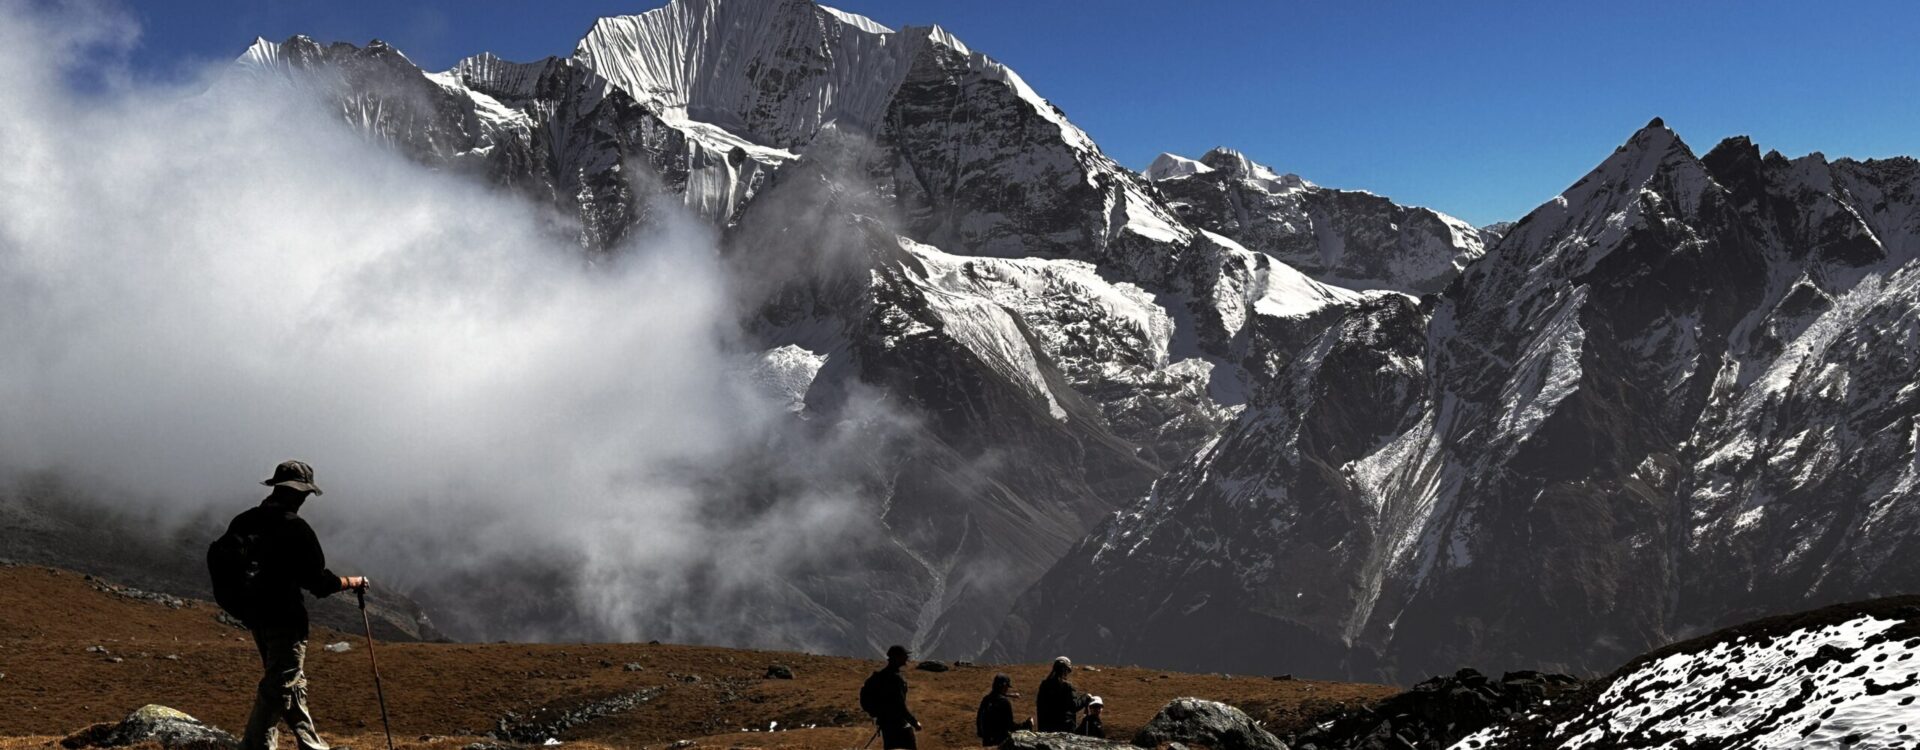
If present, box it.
[1287,670,1578,750]
[1133,697,1289,750]
[61,705,236,750]
[1005,730,1138,750]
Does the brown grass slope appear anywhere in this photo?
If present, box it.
[0,565,1396,750]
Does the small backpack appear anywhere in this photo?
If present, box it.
[206,523,266,621]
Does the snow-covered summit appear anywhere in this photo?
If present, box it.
[566,0,1094,155]
[1145,153,1214,181]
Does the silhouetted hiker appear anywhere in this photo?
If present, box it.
[208,460,368,750]
[1035,656,1091,733]
[859,644,921,749]
[976,673,1021,746]
[1075,696,1105,739]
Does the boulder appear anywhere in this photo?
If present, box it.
[1004,730,1135,750]
[1134,698,1287,750]
[62,705,237,750]
[915,660,951,672]
[764,664,795,679]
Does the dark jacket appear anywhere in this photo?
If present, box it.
[1035,675,1089,733]
[224,500,342,635]
[1075,715,1104,739]
[865,665,917,729]
[976,692,1016,745]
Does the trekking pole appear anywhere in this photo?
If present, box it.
[861,727,880,749]
[356,587,397,750]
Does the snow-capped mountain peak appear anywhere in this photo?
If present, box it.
[1149,146,1484,294]
[1197,147,1312,192]
[1146,152,1214,181]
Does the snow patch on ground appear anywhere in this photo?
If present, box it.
[1552,615,1920,749]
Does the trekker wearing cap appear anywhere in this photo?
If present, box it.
[859,645,921,749]
[1035,656,1092,733]
[1075,696,1105,739]
[216,460,368,750]
[975,673,1022,746]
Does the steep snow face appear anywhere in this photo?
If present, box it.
[573,0,1103,160]
[574,0,913,149]
[1152,147,1485,295]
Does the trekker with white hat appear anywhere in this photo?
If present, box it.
[1075,696,1105,739]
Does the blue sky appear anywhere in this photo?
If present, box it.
[119,0,1920,226]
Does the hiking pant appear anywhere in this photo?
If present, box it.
[880,724,917,750]
[242,626,330,750]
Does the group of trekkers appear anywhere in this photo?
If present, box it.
[211,460,1108,750]
[863,646,1105,749]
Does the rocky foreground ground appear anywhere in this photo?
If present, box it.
[8,562,1915,750]
[0,564,1399,750]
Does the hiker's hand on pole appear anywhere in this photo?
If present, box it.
[342,576,370,592]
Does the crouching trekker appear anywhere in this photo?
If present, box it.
[1035,656,1092,733]
[861,645,922,749]
[976,673,1024,746]
[1075,696,1105,739]
[207,461,370,750]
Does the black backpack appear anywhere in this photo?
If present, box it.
[206,523,266,621]
[859,670,886,719]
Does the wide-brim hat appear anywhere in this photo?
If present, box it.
[262,459,323,495]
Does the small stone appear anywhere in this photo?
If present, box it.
[107,656,124,664]
[323,642,352,653]
[85,645,108,654]
[624,663,644,672]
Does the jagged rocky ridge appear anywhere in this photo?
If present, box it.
[999,118,1920,682]
[1148,148,1493,295]
[216,0,1920,684]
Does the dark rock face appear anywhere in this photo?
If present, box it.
[1132,698,1289,750]
[1003,120,1920,683]
[1285,669,1578,750]
[61,705,237,750]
